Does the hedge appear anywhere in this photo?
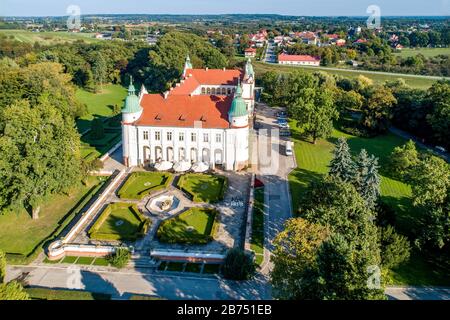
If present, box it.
[88,203,151,241]
[25,287,111,300]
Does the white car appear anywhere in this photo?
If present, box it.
[436,146,447,153]
[285,141,293,156]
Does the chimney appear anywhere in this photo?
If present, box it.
[163,91,169,99]
[206,67,209,71]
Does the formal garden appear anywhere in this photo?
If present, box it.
[118,172,173,200]
[177,174,228,203]
[88,203,151,241]
[157,207,219,244]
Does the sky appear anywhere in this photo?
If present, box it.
[0,0,449,17]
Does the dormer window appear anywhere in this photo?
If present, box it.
[155,114,162,121]
[179,115,186,121]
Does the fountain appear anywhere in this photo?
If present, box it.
[147,193,181,215]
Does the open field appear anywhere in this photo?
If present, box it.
[75,84,127,133]
[0,29,100,44]
[254,61,441,89]
[394,47,450,58]
[287,122,449,285]
[0,176,106,262]
[157,207,218,244]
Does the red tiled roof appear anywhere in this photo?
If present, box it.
[184,68,243,86]
[135,94,232,129]
[245,48,257,53]
[278,54,321,62]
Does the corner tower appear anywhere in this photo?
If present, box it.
[122,77,143,167]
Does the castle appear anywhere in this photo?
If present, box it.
[121,56,255,171]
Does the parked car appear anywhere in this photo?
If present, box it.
[276,111,287,118]
[280,129,291,137]
[285,141,293,156]
[278,123,290,129]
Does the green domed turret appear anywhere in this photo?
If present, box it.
[229,81,248,119]
[122,77,142,114]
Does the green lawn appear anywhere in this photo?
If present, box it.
[394,47,450,58]
[157,207,218,244]
[254,62,439,89]
[177,174,228,203]
[251,187,265,265]
[75,84,127,133]
[287,122,448,285]
[0,176,105,263]
[118,172,173,200]
[89,203,149,241]
[0,30,100,44]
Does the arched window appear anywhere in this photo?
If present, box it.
[201,87,206,94]
[207,87,211,94]
[222,88,226,95]
[211,87,216,95]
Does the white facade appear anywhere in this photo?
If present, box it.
[278,60,320,66]
[123,124,249,171]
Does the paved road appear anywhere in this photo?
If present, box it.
[254,103,296,274]
[385,286,450,300]
[6,265,271,300]
[260,61,449,80]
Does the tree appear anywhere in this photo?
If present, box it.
[316,234,385,300]
[388,140,419,180]
[92,52,107,92]
[288,72,338,144]
[357,154,381,209]
[329,137,356,183]
[271,218,330,300]
[426,80,450,149]
[378,225,411,269]
[107,248,131,269]
[409,155,450,249]
[0,250,5,283]
[222,248,255,280]
[0,281,29,300]
[335,89,364,112]
[361,86,397,133]
[90,118,105,140]
[0,99,82,219]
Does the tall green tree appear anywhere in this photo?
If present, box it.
[358,155,381,209]
[409,155,450,249]
[361,85,397,133]
[329,137,356,183]
[92,52,107,92]
[288,72,338,144]
[388,140,419,180]
[0,99,82,219]
[271,218,330,300]
[426,80,450,149]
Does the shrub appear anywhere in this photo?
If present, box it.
[221,248,255,280]
[107,248,131,269]
[378,225,411,269]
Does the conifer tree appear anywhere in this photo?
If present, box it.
[358,153,381,209]
[329,137,356,182]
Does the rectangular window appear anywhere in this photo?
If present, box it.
[191,133,196,142]
[167,132,172,141]
[155,131,161,141]
[203,133,209,143]
[215,133,221,143]
[179,132,184,142]
[143,131,149,140]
